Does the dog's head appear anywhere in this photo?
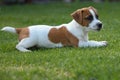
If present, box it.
[71,6,102,31]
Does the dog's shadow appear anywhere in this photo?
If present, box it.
[28,46,40,51]
[28,46,52,51]
[28,46,74,52]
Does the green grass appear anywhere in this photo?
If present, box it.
[0,2,120,80]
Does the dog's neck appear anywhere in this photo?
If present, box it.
[68,20,89,31]
[66,20,89,41]
[67,20,89,34]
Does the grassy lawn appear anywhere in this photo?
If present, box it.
[0,2,120,80]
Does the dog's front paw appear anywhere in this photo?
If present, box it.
[99,41,108,46]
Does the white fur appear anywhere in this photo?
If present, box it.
[1,9,107,52]
[1,26,16,33]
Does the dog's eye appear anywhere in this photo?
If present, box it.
[85,15,93,21]
[96,15,99,19]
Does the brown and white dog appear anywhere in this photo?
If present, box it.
[1,6,107,52]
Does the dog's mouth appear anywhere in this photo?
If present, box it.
[92,24,103,31]
[88,22,103,31]
[88,27,102,31]
[96,27,102,31]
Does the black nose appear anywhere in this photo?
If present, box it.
[97,23,102,30]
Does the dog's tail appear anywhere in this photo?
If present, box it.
[1,26,17,34]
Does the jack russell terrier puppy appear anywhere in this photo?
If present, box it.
[1,6,107,52]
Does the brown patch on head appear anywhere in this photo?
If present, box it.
[48,26,79,47]
[89,6,99,19]
[89,6,98,15]
[71,6,98,26]
[16,27,29,41]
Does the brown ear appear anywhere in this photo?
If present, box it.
[71,9,83,25]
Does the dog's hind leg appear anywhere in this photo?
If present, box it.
[16,38,36,52]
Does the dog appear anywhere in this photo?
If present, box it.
[1,6,107,52]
